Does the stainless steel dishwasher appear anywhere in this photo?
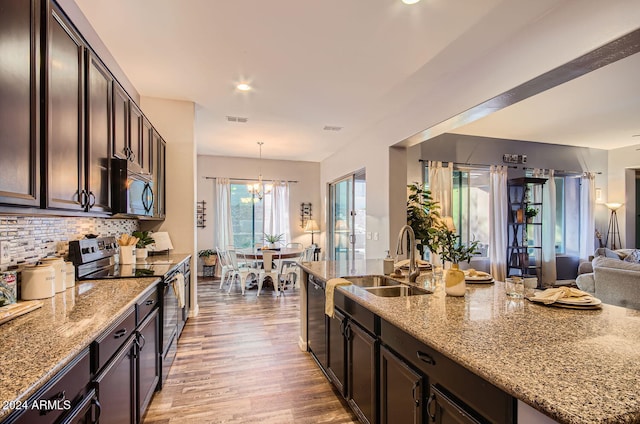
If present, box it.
[307,275,327,369]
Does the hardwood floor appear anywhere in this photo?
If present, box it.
[143,278,358,424]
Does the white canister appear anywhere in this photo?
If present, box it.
[40,257,66,293]
[120,245,136,265]
[64,262,76,288]
[21,264,56,299]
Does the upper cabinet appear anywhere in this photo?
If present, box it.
[0,0,41,208]
[45,2,86,212]
[153,131,166,219]
[112,82,129,161]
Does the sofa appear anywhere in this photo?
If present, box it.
[576,253,640,310]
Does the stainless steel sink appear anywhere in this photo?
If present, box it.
[344,275,402,288]
[362,285,430,297]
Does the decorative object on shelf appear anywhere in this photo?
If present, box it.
[196,201,206,228]
[132,230,155,260]
[247,141,272,200]
[406,182,441,259]
[300,203,312,228]
[431,223,479,297]
[507,177,546,285]
[304,219,320,244]
[264,233,284,249]
[198,249,217,266]
[604,202,623,250]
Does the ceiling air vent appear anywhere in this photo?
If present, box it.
[226,116,248,123]
[323,125,343,131]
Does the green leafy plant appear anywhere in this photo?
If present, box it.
[524,206,539,218]
[132,231,155,249]
[406,182,441,258]
[264,233,284,244]
[432,227,479,264]
[198,249,217,258]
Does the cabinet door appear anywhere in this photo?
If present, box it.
[347,321,377,424]
[45,3,85,211]
[427,385,482,424]
[94,335,136,424]
[0,0,40,207]
[327,309,347,396]
[137,308,159,421]
[152,131,166,218]
[307,277,327,369]
[112,82,129,160]
[59,391,99,424]
[380,345,424,424]
[130,102,145,173]
[85,51,112,214]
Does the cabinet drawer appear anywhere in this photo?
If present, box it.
[9,349,90,424]
[380,320,514,424]
[92,307,136,372]
[136,287,158,324]
[335,290,377,335]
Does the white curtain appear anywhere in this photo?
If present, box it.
[489,166,508,282]
[536,169,557,286]
[214,178,233,249]
[428,161,453,217]
[579,172,596,260]
[263,181,291,244]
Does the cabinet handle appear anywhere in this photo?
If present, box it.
[114,328,127,339]
[39,390,66,415]
[137,332,147,351]
[145,299,155,306]
[147,183,155,211]
[88,191,96,208]
[339,319,346,337]
[427,393,436,422]
[92,397,101,423]
[417,350,435,365]
[80,189,88,208]
[344,323,352,340]
[412,381,420,406]
[129,151,136,162]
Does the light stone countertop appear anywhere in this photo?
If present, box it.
[301,260,640,424]
[0,253,191,421]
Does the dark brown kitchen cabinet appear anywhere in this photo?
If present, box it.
[94,335,136,424]
[427,385,483,424]
[45,2,85,212]
[130,103,150,175]
[0,0,40,208]
[380,345,424,424]
[59,390,99,424]
[152,132,166,218]
[327,309,347,396]
[85,50,112,214]
[112,81,129,161]
[347,319,377,424]
[137,308,159,422]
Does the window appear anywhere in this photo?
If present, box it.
[229,184,264,249]
[424,166,490,257]
[554,175,580,255]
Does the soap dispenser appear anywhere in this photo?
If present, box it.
[383,251,394,275]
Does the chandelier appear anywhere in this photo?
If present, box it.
[247,141,272,200]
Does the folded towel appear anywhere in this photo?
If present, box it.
[531,287,592,304]
[325,278,351,318]
[172,273,185,308]
[463,268,491,277]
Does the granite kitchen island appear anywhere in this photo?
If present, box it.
[299,260,640,424]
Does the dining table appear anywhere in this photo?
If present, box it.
[240,247,304,260]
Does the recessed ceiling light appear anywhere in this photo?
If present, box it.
[402,0,421,4]
[236,83,251,91]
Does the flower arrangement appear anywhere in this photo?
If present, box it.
[431,226,479,265]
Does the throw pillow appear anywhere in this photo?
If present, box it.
[623,249,640,263]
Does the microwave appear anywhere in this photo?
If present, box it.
[112,158,154,217]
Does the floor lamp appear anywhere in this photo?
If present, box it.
[604,202,623,250]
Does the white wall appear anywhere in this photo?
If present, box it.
[320,1,640,260]
[197,155,321,255]
[140,96,198,313]
[608,143,640,248]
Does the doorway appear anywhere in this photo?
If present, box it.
[328,170,366,261]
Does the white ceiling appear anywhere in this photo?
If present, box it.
[73,0,637,161]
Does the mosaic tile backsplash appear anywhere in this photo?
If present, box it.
[0,216,139,270]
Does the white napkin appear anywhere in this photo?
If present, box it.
[530,287,593,304]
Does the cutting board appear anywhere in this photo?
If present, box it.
[0,300,44,325]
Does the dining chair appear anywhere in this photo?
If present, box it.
[280,249,306,293]
[227,249,259,295]
[216,248,234,290]
[257,250,282,296]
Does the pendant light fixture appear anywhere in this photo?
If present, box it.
[247,141,272,200]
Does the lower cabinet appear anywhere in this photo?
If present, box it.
[327,309,346,396]
[427,385,483,424]
[59,390,100,424]
[380,346,424,424]
[94,335,137,424]
[137,308,160,421]
[346,319,377,424]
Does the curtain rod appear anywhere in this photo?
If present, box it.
[203,176,299,183]
[418,159,602,174]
